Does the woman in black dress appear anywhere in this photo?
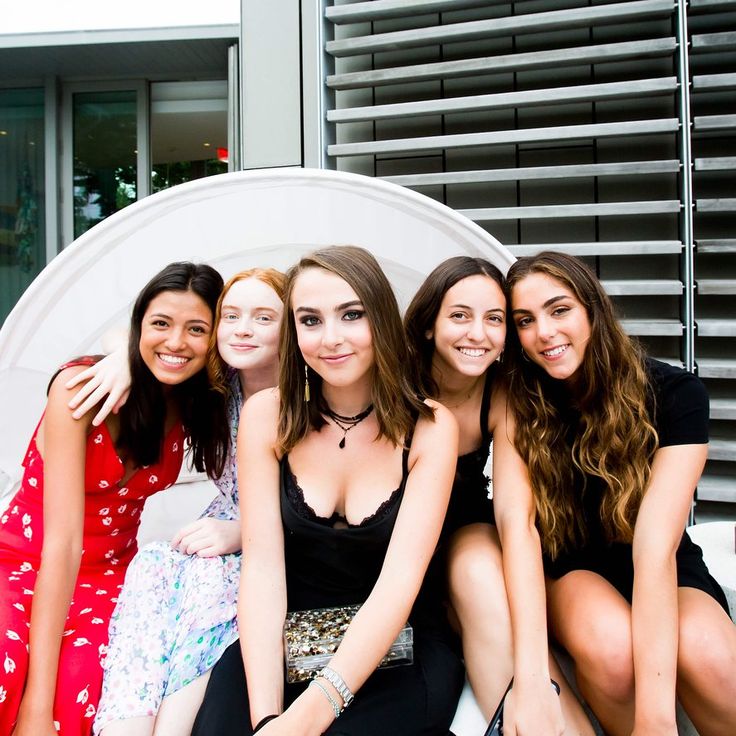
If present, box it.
[192,246,464,735]
[505,251,736,736]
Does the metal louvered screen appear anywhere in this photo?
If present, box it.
[317,0,736,504]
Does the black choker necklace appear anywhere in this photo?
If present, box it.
[324,404,374,449]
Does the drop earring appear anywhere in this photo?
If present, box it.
[304,364,311,403]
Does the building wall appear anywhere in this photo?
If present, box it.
[294,0,735,503]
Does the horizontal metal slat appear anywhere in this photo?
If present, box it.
[697,475,736,503]
[460,201,680,221]
[326,0,675,57]
[387,161,681,185]
[694,115,736,131]
[620,319,683,336]
[693,73,736,91]
[601,279,683,296]
[697,239,736,253]
[328,78,677,123]
[697,199,736,212]
[692,32,736,51]
[326,39,676,89]
[383,160,680,186]
[506,241,682,257]
[698,320,736,337]
[326,0,491,24]
[690,0,736,10]
[698,359,736,379]
[328,118,679,157]
[711,399,736,420]
[695,157,736,171]
[708,439,736,462]
[697,280,736,295]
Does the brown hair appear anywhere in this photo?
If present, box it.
[404,256,506,399]
[207,267,287,394]
[505,251,658,560]
[278,245,432,452]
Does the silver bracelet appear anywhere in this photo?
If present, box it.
[319,666,354,708]
[309,678,342,718]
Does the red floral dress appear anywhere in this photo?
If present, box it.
[0,367,184,736]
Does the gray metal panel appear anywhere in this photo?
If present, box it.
[326,1,675,57]
[694,115,736,130]
[708,439,736,462]
[506,242,683,256]
[328,78,677,123]
[698,359,736,378]
[695,157,736,171]
[693,73,736,91]
[697,280,736,295]
[697,475,736,503]
[691,32,736,50]
[690,0,736,10]
[329,119,679,157]
[711,399,736,420]
[697,199,736,212]
[697,320,736,337]
[383,161,681,186]
[600,279,683,295]
[326,0,491,24]
[460,201,681,221]
[326,39,677,90]
[697,239,736,253]
[620,319,684,336]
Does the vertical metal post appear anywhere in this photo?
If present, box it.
[675,0,697,525]
[228,42,242,171]
[318,0,335,170]
[676,0,695,373]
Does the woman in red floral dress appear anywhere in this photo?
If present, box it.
[0,262,228,736]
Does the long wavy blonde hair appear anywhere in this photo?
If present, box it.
[505,252,658,560]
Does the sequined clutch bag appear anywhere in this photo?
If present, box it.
[283,605,414,683]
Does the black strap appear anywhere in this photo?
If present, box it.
[253,714,279,732]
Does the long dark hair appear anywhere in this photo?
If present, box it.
[504,252,658,559]
[404,256,506,399]
[278,246,432,452]
[116,262,229,478]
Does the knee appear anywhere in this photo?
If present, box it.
[569,615,634,700]
[447,525,507,619]
[678,612,736,691]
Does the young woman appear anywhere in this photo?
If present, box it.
[91,268,286,736]
[404,257,593,735]
[192,246,464,735]
[0,262,228,736]
[505,251,736,736]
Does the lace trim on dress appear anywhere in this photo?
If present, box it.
[286,468,402,529]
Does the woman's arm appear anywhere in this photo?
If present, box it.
[237,390,288,729]
[272,402,459,735]
[630,443,707,734]
[14,368,92,736]
[490,394,564,736]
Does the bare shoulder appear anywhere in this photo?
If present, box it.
[46,364,98,426]
[239,387,281,451]
[488,383,510,432]
[412,398,458,453]
[243,386,280,417]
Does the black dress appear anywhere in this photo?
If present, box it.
[192,449,464,736]
[442,366,496,538]
[544,359,729,615]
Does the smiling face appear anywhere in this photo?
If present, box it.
[216,277,283,373]
[291,267,374,392]
[139,289,212,385]
[511,271,592,383]
[430,274,506,380]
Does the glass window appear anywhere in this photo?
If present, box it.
[151,81,228,193]
[73,90,137,239]
[0,88,45,325]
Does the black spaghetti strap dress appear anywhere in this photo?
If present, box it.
[192,448,464,735]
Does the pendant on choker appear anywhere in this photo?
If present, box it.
[324,404,374,449]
